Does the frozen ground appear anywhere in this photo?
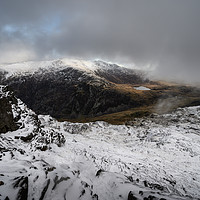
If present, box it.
[0,85,200,200]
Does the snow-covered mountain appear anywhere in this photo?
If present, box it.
[0,58,200,124]
[1,85,200,199]
[0,58,149,120]
[0,58,146,83]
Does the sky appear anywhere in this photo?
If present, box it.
[0,0,200,84]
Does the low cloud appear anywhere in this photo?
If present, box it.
[0,0,200,84]
[154,97,183,114]
[0,46,35,64]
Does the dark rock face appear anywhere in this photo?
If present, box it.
[39,179,50,200]
[0,85,66,151]
[0,86,18,133]
[13,176,28,200]
[128,191,138,200]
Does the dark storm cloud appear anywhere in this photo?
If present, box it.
[0,0,200,83]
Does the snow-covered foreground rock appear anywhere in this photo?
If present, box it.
[0,85,200,200]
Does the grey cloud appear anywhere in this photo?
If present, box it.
[0,0,200,84]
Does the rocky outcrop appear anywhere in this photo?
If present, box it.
[0,85,65,149]
[0,86,18,133]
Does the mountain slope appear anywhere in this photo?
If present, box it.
[0,85,200,199]
[94,60,147,84]
[0,59,149,120]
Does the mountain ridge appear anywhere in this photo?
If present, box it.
[0,58,142,78]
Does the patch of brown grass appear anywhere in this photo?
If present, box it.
[62,106,153,125]
[59,81,200,125]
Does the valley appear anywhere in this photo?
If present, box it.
[0,59,200,124]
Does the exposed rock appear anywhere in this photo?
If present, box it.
[128,191,138,200]
[0,86,18,133]
[143,195,159,200]
[0,85,65,151]
[96,169,105,177]
[0,181,4,186]
[34,129,65,149]
[92,194,98,200]
[143,180,165,191]
[13,176,28,200]
[39,179,50,200]
[20,133,34,142]
[52,175,70,190]
[139,191,143,195]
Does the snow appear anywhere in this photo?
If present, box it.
[0,58,98,78]
[134,86,151,90]
[62,58,97,72]
[0,85,10,98]
[0,60,57,78]
[0,58,135,80]
[1,88,200,199]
